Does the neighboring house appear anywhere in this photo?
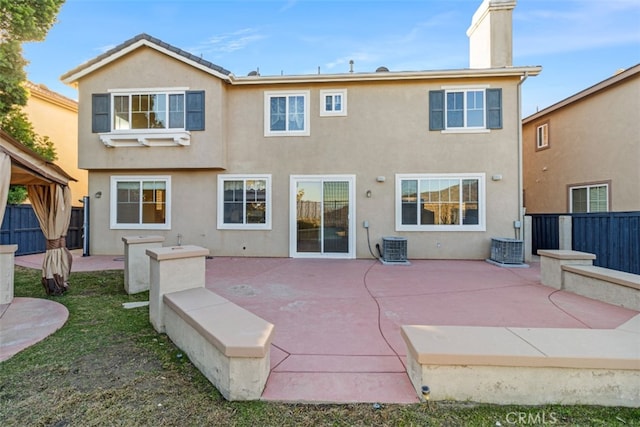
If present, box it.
[61,0,540,259]
[523,64,640,214]
[23,82,87,206]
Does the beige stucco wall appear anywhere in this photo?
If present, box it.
[79,48,525,259]
[23,85,87,205]
[523,73,640,213]
[77,47,226,171]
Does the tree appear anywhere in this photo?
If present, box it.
[0,0,65,203]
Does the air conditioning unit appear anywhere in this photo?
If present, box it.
[490,238,524,264]
[381,236,409,264]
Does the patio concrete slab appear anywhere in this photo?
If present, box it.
[10,253,639,404]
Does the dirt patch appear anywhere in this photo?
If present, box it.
[61,340,163,392]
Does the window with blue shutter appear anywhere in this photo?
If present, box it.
[429,90,445,131]
[185,90,205,131]
[92,94,110,133]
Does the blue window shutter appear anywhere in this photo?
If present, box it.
[429,90,445,131]
[185,90,205,131]
[92,94,110,133]
[486,88,502,129]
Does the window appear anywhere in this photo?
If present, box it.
[320,89,347,116]
[429,88,502,131]
[110,176,171,229]
[113,93,185,130]
[92,90,204,133]
[536,122,549,150]
[396,174,485,231]
[217,175,272,229]
[570,183,608,213]
[264,91,310,136]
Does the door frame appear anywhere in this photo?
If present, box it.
[289,174,356,259]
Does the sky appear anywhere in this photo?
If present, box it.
[22,0,640,118]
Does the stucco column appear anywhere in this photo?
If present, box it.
[523,216,533,263]
[146,245,209,333]
[122,235,165,294]
[0,245,18,305]
[559,215,572,250]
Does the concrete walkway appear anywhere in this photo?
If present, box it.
[8,253,639,403]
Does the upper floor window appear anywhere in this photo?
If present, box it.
[217,175,272,230]
[320,89,347,116]
[113,92,185,130]
[264,91,310,136]
[536,122,549,150]
[570,183,608,213]
[92,90,204,134]
[429,88,502,132]
[396,173,485,231]
[110,176,171,229]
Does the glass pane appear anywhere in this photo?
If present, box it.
[323,181,349,253]
[113,95,130,130]
[447,92,464,127]
[325,95,333,111]
[462,179,479,224]
[116,181,140,224]
[141,181,166,224]
[223,180,244,223]
[572,188,588,213]
[168,94,185,128]
[466,91,484,127]
[288,95,305,131]
[149,94,166,128]
[401,180,418,225]
[270,97,286,131]
[246,180,267,224]
[334,94,342,111]
[297,181,321,252]
[589,186,607,212]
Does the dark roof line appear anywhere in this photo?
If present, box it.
[61,33,232,81]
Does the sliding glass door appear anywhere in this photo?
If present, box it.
[290,176,355,258]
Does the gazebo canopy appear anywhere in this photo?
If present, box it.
[0,129,75,186]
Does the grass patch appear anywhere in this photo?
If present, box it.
[1,266,638,426]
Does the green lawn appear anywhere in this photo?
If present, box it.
[1,266,638,426]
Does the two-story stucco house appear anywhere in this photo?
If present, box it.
[522,64,640,214]
[61,0,540,259]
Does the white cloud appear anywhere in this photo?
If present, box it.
[189,28,266,56]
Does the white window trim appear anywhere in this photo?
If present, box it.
[569,183,609,213]
[395,173,486,232]
[536,123,549,149]
[110,175,171,230]
[217,174,272,230]
[264,90,310,137]
[319,89,347,117]
[103,88,191,147]
[441,85,490,133]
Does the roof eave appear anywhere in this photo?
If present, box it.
[229,66,542,85]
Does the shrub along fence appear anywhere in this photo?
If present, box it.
[0,204,83,256]
[528,211,640,275]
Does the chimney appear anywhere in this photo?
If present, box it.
[467,0,516,69]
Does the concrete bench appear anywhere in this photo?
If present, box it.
[562,264,640,311]
[538,249,596,289]
[163,287,274,401]
[401,315,640,407]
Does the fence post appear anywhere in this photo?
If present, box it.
[559,215,572,250]
[524,215,532,262]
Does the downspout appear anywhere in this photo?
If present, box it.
[516,71,529,241]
